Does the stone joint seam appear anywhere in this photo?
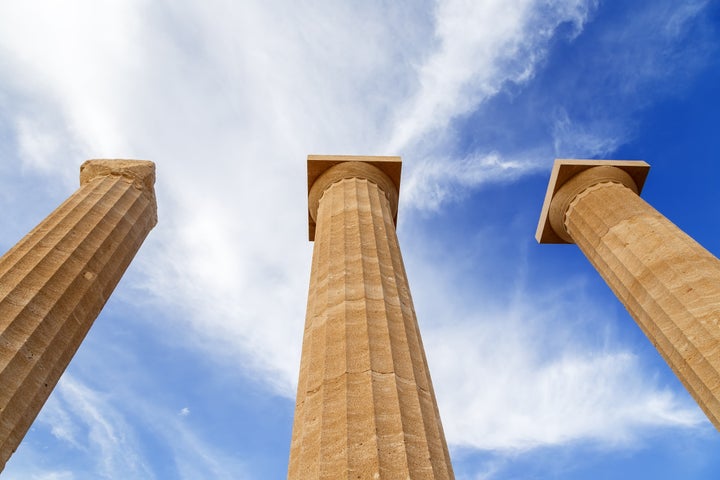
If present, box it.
[318,177,391,217]
[302,370,432,396]
[564,180,624,235]
[308,162,399,223]
[549,165,638,243]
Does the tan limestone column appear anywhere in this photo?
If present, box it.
[537,159,720,430]
[0,160,157,469]
[288,156,454,479]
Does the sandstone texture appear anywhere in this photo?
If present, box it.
[289,157,454,479]
[539,159,720,430]
[0,159,157,469]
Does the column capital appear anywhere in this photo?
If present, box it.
[307,155,401,241]
[80,159,156,192]
[80,159,157,228]
[536,159,650,244]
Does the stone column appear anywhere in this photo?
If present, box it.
[288,156,454,479]
[0,160,157,469]
[537,159,720,429]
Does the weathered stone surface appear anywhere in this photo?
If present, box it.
[538,159,720,430]
[289,157,454,479]
[0,159,157,469]
[536,159,650,244]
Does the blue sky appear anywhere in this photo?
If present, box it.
[0,1,719,478]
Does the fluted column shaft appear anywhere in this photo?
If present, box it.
[0,160,157,469]
[289,161,453,479]
[553,166,720,429]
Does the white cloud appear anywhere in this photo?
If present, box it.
[402,151,545,210]
[44,376,155,479]
[2,454,76,480]
[0,0,713,465]
[387,0,597,207]
[15,116,65,174]
[551,108,624,159]
[431,320,703,450]
[389,0,595,151]
[0,0,145,160]
[34,474,74,480]
[15,373,248,480]
[403,235,707,452]
[8,472,75,480]
[548,0,714,159]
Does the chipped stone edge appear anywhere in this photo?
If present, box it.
[79,159,158,226]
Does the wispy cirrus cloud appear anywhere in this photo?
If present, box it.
[386,0,598,154]
[12,370,249,479]
[4,471,75,480]
[6,374,153,479]
[402,225,707,454]
[396,0,715,212]
[545,0,716,158]
[47,377,153,479]
[428,311,703,451]
[401,150,545,211]
[388,0,598,210]
[0,2,715,470]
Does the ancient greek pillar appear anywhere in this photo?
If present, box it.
[537,159,720,429]
[288,156,454,479]
[0,160,157,469]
